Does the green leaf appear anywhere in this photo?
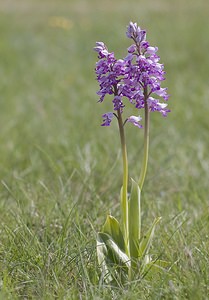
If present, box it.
[138,217,161,258]
[96,233,113,283]
[128,179,141,259]
[102,215,125,252]
[98,232,130,269]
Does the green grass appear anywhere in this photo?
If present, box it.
[0,0,209,298]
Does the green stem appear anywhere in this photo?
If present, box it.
[138,88,150,190]
[117,109,129,254]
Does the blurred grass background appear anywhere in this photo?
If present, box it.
[0,0,208,299]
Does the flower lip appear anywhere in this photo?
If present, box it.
[101,112,114,126]
[94,42,109,57]
[146,46,158,55]
[112,96,125,111]
[94,42,106,52]
[128,44,136,53]
[127,115,142,128]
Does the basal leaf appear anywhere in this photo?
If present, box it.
[96,233,113,283]
[98,232,130,270]
[102,215,125,252]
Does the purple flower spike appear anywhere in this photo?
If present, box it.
[94,21,170,128]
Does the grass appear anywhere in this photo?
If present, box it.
[0,0,209,298]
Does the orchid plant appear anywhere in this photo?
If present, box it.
[94,22,170,283]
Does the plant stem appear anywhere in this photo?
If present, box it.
[117,109,129,254]
[138,87,150,190]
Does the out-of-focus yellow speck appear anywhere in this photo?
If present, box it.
[48,17,73,30]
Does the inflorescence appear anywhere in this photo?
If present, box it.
[94,21,170,128]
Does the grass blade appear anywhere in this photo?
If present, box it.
[139,217,161,258]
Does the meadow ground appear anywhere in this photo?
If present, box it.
[0,0,208,299]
